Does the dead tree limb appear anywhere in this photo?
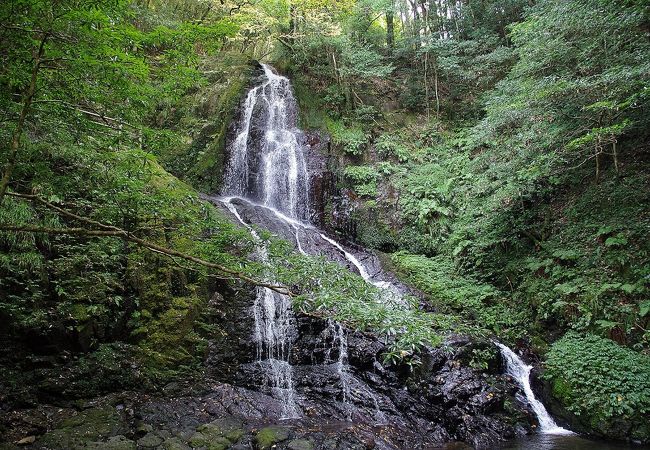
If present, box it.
[0,33,48,205]
[2,192,295,296]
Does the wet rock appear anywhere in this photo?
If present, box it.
[196,417,245,443]
[136,421,154,434]
[254,426,290,449]
[15,436,35,445]
[87,435,136,450]
[137,432,164,448]
[189,431,231,449]
[37,406,126,449]
[287,439,315,450]
[162,437,191,450]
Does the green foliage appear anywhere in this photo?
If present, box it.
[474,0,649,186]
[0,0,258,378]
[343,165,378,197]
[544,332,650,440]
[270,249,455,364]
[398,163,455,244]
[376,134,411,162]
[327,120,368,155]
[390,252,528,340]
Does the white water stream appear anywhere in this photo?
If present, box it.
[220,63,389,419]
[220,64,564,431]
[496,343,573,435]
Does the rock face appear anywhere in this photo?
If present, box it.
[199,276,536,449]
[0,64,537,449]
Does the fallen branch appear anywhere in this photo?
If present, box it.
[2,192,295,296]
[0,33,48,205]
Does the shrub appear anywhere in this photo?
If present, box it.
[327,120,368,155]
[543,332,650,440]
[343,165,378,197]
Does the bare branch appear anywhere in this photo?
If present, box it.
[2,192,295,296]
[0,32,48,204]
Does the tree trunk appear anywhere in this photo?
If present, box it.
[0,33,47,205]
[386,10,395,49]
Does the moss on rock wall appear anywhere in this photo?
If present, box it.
[151,52,255,193]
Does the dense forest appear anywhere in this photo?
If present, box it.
[1,0,649,448]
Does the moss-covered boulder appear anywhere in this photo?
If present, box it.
[189,417,245,449]
[86,435,137,450]
[254,426,291,449]
[543,332,650,443]
[287,439,315,450]
[37,407,126,449]
[162,436,192,450]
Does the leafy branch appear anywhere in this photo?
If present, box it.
[1,192,294,296]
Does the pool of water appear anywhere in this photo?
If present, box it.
[497,434,650,450]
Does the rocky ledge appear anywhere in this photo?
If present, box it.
[2,310,539,450]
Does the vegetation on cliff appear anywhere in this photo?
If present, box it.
[1,0,649,443]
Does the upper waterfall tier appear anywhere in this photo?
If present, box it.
[222,63,310,221]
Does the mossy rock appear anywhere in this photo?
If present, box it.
[195,417,245,443]
[153,53,255,193]
[255,426,290,449]
[287,439,315,450]
[189,431,232,450]
[136,432,164,448]
[38,407,125,448]
[86,435,137,450]
[162,436,191,450]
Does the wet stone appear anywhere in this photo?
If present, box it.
[86,435,136,450]
[162,437,191,450]
[197,417,245,443]
[287,439,315,450]
[255,426,291,449]
[189,431,232,450]
[137,432,164,448]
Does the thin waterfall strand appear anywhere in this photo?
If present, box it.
[496,343,572,435]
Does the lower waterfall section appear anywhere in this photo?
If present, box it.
[254,288,300,419]
[221,198,300,419]
[496,343,572,435]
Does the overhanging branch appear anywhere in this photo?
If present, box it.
[2,192,295,297]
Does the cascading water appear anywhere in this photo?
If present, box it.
[220,63,399,421]
[222,63,309,221]
[496,343,572,435]
[219,64,311,418]
[324,320,351,417]
[220,199,300,419]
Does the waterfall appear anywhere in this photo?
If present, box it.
[220,198,300,419]
[222,63,309,221]
[319,232,400,302]
[496,343,572,435]
[220,63,397,421]
[324,320,351,418]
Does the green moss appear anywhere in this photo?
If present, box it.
[551,378,572,404]
[291,75,329,130]
[187,73,249,192]
[287,439,315,450]
[38,407,125,449]
[189,432,231,450]
[87,435,137,450]
[255,426,290,449]
[196,417,245,443]
[162,437,191,450]
[151,52,254,192]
